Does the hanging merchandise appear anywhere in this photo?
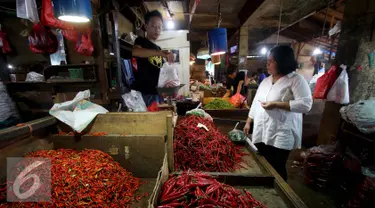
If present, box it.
[313,65,340,99]
[41,0,74,30]
[52,0,93,23]
[327,65,350,104]
[16,0,40,23]
[28,23,58,54]
[0,30,12,54]
[75,30,94,56]
[121,59,135,89]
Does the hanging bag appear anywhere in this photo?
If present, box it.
[327,65,350,104]
[28,23,58,54]
[75,30,94,56]
[313,65,340,99]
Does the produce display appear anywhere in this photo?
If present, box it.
[212,86,227,97]
[0,149,147,208]
[157,171,266,208]
[174,115,246,172]
[204,99,235,110]
[303,145,340,189]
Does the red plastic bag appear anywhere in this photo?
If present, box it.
[313,65,340,99]
[41,0,74,30]
[28,23,58,54]
[75,30,93,56]
[147,102,160,112]
[230,93,246,108]
[0,31,12,53]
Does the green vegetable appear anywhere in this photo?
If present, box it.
[204,99,235,110]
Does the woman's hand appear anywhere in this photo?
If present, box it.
[244,122,251,136]
[261,102,277,110]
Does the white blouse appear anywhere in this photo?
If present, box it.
[249,72,313,150]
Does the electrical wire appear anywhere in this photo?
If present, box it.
[276,1,283,45]
[0,6,16,11]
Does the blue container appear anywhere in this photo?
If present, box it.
[208,28,228,55]
[52,0,92,23]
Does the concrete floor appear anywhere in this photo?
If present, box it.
[287,149,337,208]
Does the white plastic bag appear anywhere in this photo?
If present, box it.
[49,90,108,133]
[327,65,350,104]
[158,63,180,88]
[16,0,40,23]
[26,72,45,82]
[309,74,323,94]
[340,98,375,134]
[122,90,147,112]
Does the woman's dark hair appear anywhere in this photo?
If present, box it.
[145,10,163,24]
[269,45,298,75]
[226,65,237,75]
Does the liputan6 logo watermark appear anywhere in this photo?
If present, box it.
[6,157,52,203]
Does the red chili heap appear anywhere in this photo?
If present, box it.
[174,116,246,172]
[158,171,266,208]
[0,149,147,208]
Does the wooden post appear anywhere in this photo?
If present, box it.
[166,115,174,172]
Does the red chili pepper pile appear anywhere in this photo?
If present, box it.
[0,149,147,208]
[174,116,247,172]
[158,171,266,208]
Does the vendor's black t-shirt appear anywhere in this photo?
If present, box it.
[226,71,246,96]
[133,37,163,95]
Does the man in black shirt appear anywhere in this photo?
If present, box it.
[132,10,173,107]
[223,65,246,98]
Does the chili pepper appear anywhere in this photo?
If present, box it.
[157,171,265,208]
[174,116,248,172]
[0,149,147,208]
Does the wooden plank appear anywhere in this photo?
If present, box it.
[80,112,172,135]
[52,135,165,178]
[166,115,174,172]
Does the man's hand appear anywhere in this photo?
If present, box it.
[161,51,174,64]
[261,101,277,110]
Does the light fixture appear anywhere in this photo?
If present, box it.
[110,52,115,56]
[166,21,175,30]
[261,47,267,55]
[52,0,92,23]
[8,64,14,69]
[197,48,210,60]
[313,48,323,55]
[247,55,261,58]
[208,28,228,55]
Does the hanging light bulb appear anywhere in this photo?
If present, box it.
[197,48,210,60]
[313,48,323,55]
[52,0,92,23]
[261,47,267,55]
[166,20,175,30]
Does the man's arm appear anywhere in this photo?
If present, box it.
[223,90,231,98]
[236,80,244,94]
[132,45,163,58]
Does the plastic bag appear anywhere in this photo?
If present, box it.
[313,65,340,99]
[309,74,323,94]
[41,0,74,30]
[347,176,375,208]
[75,30,94,56]
[62,30,79,42]
[28,23,58,54]
[230,93,246,108]
[0,31,12,54]
[340,98,375,134]
[16,0,40,23]
[327,65,349,104]
[25,72,45,82]
[158,63,180,88]
[147,102,160,112]
[49,90,108,133]
[122,90,147,112]
[228,122,246,143]
[186,108,213,121]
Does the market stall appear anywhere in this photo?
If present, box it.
[0,112,173,207]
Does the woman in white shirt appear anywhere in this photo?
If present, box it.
[244,45,312,181]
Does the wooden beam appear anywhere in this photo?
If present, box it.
[239,0,265,25]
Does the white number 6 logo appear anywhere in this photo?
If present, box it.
[13,161,45,200]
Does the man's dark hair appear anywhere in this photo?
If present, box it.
[226,65,237,75]
[145,10,163,24]
[269,45,298,75]
[257,68,264,74]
